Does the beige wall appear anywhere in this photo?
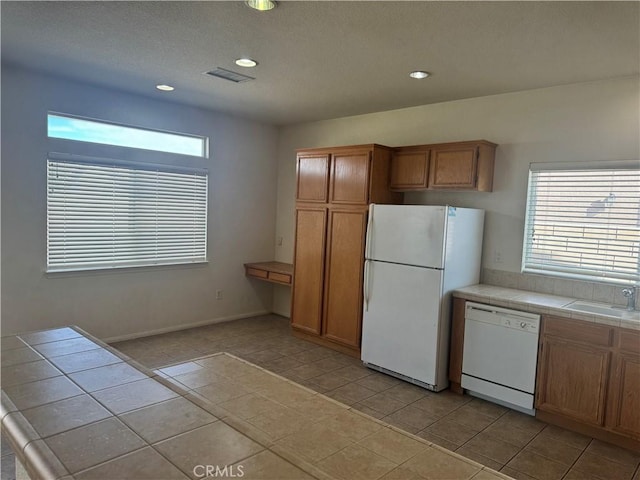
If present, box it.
[273,76,640,316]
[1,66,280,340]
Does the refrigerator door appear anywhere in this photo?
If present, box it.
[366,204,447,268]
[362,260,443,387]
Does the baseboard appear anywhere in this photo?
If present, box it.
[103,310,271,343]
[291,329,361,358]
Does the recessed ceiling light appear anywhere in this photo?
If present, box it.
[246,0,277,11]
[156,84,175,91]
[235,58,258,68]
[409,71,430,79]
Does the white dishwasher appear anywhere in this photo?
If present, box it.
[461,301,540,415]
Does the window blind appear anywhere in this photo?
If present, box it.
[47,156,208,271]
[522,164,640,283]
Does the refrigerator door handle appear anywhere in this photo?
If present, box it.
[366,204,374,259]
[364,260,371,312]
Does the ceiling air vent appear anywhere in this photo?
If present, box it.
[204,68,255,83]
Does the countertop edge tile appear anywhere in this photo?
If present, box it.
[23,439,71,480]
[0,391,18,421]
[1,411,40,459]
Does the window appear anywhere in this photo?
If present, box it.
[47,155,208,272]
[48,113,208,158]
[522,162,640,283]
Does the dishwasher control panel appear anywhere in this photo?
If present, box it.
[465,302,540,334]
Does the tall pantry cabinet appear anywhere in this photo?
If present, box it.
[291,144,402,355]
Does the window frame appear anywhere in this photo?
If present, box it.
[521,160,640,285]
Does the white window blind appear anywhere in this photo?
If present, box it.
[522,162,640,283]
[47,155,208,271]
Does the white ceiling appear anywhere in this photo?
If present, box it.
[2,1,638,126]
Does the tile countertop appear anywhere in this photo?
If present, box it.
[453,284,640,331]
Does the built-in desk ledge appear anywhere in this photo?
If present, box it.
[244,261,293,286]
[453,284,640,330]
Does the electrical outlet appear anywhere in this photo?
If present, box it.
[277,236,283,246]
[216,290,223,300]
[494,250,503,264]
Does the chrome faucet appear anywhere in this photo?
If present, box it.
[622,286,637,311]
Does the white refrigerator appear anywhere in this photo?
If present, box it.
[361,204,484,392]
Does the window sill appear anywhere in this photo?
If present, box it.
[45,261,209,278]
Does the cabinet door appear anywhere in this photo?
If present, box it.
[291,207,327,335]
[390,150,429,190]
[428,145,478,189]
[296,154,330,202]
[606,350,640,439]
[448,297,466,387]
[329,151,371,205]
[322,208,367,348]
[536,337,611,426]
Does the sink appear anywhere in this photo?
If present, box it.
[566,300,640,321]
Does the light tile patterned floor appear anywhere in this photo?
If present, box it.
[157,352,506,480]
[2,314,639,480]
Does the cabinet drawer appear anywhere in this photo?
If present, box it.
[544,316,613,347]
[246,268,268,279]
[268,272,292,285]
[618,329,640,354]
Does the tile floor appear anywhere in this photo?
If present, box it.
[156,352,504,480]
[2,314,639,480]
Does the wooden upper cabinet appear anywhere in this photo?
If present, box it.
[429,144,478,189]
[296,153,330,202]
[390,150,430,190]
[296,145,402,206]
[330,150,371,205]
[391,140,496,192]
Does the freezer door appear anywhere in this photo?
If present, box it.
[362,260,443,386]
[367,205,446,268]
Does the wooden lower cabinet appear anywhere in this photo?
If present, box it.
[322,208,367,348]
[290,207,327,335]
[536,337,611,426]
[291,206,367,351]
[448,297,466,393]
[535,315,640,450]
[606,330,640,439]
[450,300,640,451]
